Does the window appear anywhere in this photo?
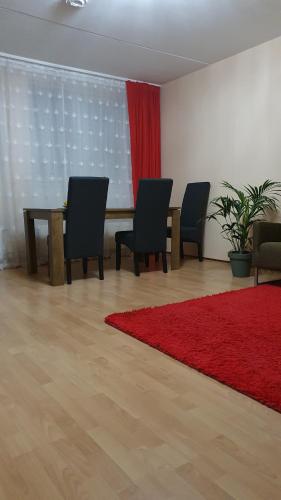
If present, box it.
[0,58,133,268]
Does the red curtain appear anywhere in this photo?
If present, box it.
[126,81,161,203]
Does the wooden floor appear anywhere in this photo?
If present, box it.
[0,257,280,500]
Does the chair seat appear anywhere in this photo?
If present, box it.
[255,242,281,269]
[181,226,200,242]
[167,225,199,242]
[115,230,135,251]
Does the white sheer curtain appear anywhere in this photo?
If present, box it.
[0,57,133,269]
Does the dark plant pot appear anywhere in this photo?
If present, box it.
[228,251,252,278]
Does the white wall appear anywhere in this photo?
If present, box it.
[161,35,281,261]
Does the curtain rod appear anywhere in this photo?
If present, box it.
[0,51,161,87]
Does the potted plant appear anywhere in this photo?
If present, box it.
[208,180,281,277]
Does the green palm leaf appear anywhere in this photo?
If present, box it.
[207,179,281,252]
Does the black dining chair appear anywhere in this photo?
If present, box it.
[63,176,109,284]
[115,179,173,276]
[167,182,210,261]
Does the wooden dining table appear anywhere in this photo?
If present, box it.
[23,207,181,285]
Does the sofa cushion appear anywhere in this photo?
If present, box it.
[256,242,281,269]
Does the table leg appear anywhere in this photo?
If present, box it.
[48,212,64,286]
[171,209,181,270]
[24,211,37,274]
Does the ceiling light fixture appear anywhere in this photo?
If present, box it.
[66,0,88,7]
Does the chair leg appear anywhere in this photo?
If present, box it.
[155,252,159,263]
[254,267,259,286]
[162,252,168,273]
[116,242,121,270]
[134,253,140,277]
[82,258,88,275]
[145,254,149,268]
[180,241,184,259]
[198,242,203,262]
[66,259,72,285]
[98,256,104,280]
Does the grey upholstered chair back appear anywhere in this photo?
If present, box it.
[65,176,109,259]
[133,179,173,253]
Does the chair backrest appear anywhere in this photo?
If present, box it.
[65,176,109,259]
[181,182,210,230]
[133,179,173,253]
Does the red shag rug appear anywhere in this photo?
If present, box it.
[105,285,281,413]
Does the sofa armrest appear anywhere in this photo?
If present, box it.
[253,221,281,251]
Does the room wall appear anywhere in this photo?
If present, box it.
[161,35,281,261]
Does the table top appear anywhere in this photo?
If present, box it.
[23,206,180,222]
[24,207,180,214]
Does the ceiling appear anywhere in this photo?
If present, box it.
[0,0,281,84]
